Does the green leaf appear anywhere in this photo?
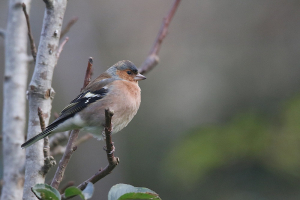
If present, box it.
[31,183,61,200]
[108,183,161,200]
[64,182,94,200]
[64,187,85,199]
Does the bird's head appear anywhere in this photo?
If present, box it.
[107,60,146,82]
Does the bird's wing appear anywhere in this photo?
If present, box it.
[21,79,113,149]
[47,87,109,132]
[54,78,115,123]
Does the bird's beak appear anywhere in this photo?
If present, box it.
[134,73,146,81]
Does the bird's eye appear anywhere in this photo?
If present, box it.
[127,71,132,75]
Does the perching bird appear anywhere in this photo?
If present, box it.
[21,60,146,148]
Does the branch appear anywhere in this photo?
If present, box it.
[81,57,93,91]
[22,3,37,63]
[23,0,68,198]
[62,109,119,199]
[77,109,119,189]
[60,16,78,39]
[2,0,30,199]
[138,0,181,74]
[51,57,94,189]
[38,107,56,176]
[51,129,79,189]
[56,37,69,59]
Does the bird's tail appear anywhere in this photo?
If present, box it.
[21,131,52,149]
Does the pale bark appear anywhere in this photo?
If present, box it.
[1,0,31,200]
[23,0,68,199]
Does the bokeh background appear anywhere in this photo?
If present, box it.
[1,0,300,199]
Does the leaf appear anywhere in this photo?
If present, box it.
[108,183,161,200]
[31,183,61,200]
[64,182,94,200]
[82,182,94,199]
[64,187,85,199]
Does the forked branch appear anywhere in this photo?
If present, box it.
[22,3,37,63]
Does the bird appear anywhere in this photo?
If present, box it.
[21,60,146,148]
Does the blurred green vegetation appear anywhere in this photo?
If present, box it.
[164,94,300,188]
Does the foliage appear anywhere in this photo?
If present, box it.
[108,184,161,200]
[31,182,94,200]
[164,95,300,187]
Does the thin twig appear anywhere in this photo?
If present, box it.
[139,0,181,74]
[62,109,119,199]
[22,3,37,63]
[51,57,94,189]
[37,108,46,131]
[104,109,117,164]
[56,37,69,59]
[60,16,78,39]
[81,57,93,91]
[51,130,79,189]
[38,107,56,176]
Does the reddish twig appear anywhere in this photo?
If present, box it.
[104,109,117,164]
[60,16,78,39]
[51,130,79,189]
[51,57,94,189]
[81,57,93,91]
[139,0,181,74]
[56,37,69,59]
[37,107,46,131]
[61,109,118,199]
[22,3,37,63]
[77,109,118,191]
[38,107,56,176]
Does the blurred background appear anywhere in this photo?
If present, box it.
[1,0,300,199]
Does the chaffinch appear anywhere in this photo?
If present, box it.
[21,60,146,148]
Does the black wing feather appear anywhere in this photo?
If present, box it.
[49,88,109,130]
[21,88,108,148]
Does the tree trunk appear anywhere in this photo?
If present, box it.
[1,0,31,199]
[23,0,68,199]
